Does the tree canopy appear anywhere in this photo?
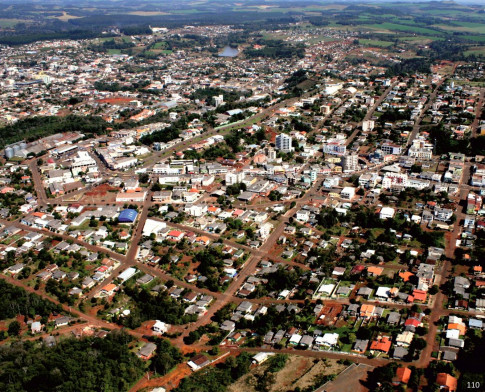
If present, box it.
[0,331,145,392]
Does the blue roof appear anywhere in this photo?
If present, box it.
[469,319,483,328]
[118,209,138,222]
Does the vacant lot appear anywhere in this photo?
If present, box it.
[319,363,374,392]
[228,355,346,392]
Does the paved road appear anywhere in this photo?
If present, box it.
[29,159,48,206]
[234,346,388,367]
[471,88,484,138]
[406,65,457,148]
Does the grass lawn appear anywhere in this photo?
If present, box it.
[2,234,21,245]
[370,228,385,238]
[152,41,168,49]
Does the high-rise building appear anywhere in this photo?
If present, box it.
[225,171,245,186]
[342,154,359,172]
[362,120,375,132]
[275,134,294,153]
[213,95,224,107]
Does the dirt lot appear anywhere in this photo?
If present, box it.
[316,303,344,326]
[80,184,119,204]
[228,355,346,392]
[319,363,374,392]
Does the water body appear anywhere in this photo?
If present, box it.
[219,46,239,57]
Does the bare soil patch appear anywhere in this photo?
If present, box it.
[228,355,346,392]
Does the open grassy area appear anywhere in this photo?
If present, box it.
[464,46,485,57]
[399,35,444,42]
[467,35,485,43]
[152,41,168,49]
[359,39,394,48]
[368,22,441,36]
[127,11,169,16]
[51,12,81,21]
[434,21,485,35]
[0,18,28,28]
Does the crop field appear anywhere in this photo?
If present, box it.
[434,21,485,35]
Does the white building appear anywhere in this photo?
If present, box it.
[323,141,346,156]
[382,173,408,189]
[379,207,395,220]
[323,83,343,95]
[381,143,402,155]
[359,173,378,188]
[362,120,375,132]
[259,222,273,239]
[341,187,355,200]
[213,94,224,107]
[296,210,310,222]
[70,151,97,175]
[225,171,245,186]
[275,134,294,153]
[118,267,137,283]
[342,154,359,172]
[408,139,433,160]
[152,320,169,334]
[320,332,339,347]
[112,157,138,170]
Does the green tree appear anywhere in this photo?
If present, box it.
[7,321,20,336]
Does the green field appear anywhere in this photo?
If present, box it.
[0,18,28,28]
[399,35,444,42]
[368,22,441,36]
[152,41,168,49]
[464,46,485,57]
[467,36,485,43]
[434,21,485,35]
[359,39,394,48]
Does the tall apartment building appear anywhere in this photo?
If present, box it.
[342,154,359,172]
[275,134,294,153]
[225,171,245,186]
